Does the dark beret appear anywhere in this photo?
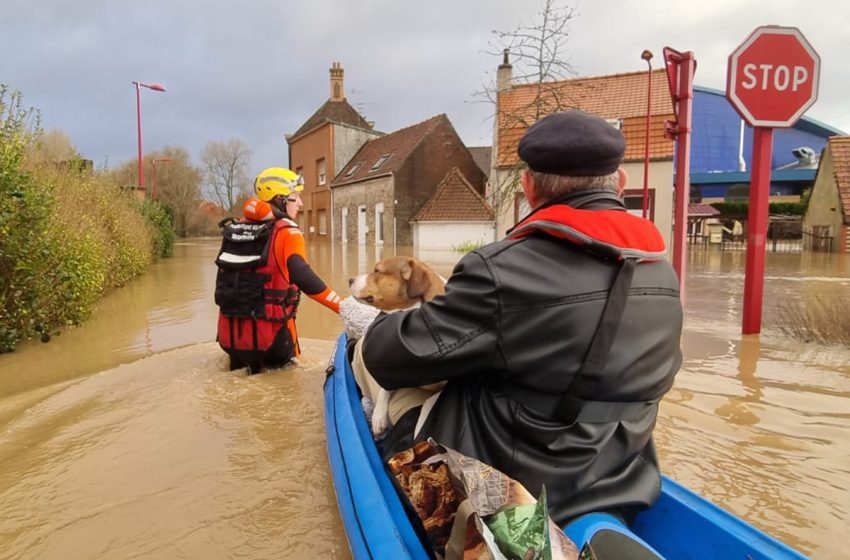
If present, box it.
[517,110,626,176]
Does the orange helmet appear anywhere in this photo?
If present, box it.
[242,197,275,222]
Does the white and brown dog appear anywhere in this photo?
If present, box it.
[348,256,446,437]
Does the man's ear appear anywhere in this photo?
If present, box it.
[616,167,628,195]
[521,169,539,209]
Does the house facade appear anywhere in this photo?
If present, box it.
[287,63,381,235]
[491,58,676,248]
[803,136,850,253]
[411,167,495,249]
[331,114,487,246]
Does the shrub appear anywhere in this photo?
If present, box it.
[452,240,486,253]
[776,295,850,347]
[0,86,165,352]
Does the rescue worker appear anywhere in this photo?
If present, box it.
[346,110,684,525]
[215,167,340,373]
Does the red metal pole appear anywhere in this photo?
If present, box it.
[135,82,144,193]
[641,51,653,219]
[671,52,696,303]
[742,127,774,334]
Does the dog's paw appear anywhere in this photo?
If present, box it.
[371,412,391,440]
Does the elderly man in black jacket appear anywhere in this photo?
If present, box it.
[349,109,683,525]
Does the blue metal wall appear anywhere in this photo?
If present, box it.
[690,87,841,173]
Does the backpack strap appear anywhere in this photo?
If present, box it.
[493,258,657,424]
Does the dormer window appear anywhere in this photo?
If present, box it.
[370,153,391,171]
[345,162,363,177]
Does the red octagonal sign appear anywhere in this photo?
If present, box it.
[726,26,820,128]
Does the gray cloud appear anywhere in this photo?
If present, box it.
[2,0,846,178]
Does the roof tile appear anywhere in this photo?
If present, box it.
[290,99,373,141]
[828,136,850,220]
[498,70,674,167]
[332,115,447,187]
[413,167,494,222]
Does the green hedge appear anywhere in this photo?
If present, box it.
[710,201,807,217]
[0,87,167,352]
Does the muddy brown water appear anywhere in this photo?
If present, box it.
[0,239,847,559]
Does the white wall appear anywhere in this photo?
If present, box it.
[413,222,496,250]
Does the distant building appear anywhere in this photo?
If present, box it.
[689,86,843,203]
[803,136,850,253]
[492,57,675,246]
[287,63,381,236]
[411,167,495,250]
[330,114,487,246]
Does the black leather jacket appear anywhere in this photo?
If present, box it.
[362,190,683,524]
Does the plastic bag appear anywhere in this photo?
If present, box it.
[388,439,578,560]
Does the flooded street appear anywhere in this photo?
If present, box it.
[0,238,848,559]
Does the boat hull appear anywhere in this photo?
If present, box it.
[324,333,807,559]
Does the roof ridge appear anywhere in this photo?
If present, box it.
[508,68,666,91]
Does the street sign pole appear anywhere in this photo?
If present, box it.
[726,25,820,334]
[742,127,773,334]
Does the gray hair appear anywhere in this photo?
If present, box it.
[529,170,619,203]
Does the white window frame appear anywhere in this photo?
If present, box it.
[375,202,384,245]
[370,153,391,171]
[317,158,327,185]
[345,162,362,177]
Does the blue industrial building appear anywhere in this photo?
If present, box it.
[689,86,844,201]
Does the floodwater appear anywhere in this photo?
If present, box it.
[0,238,847,559]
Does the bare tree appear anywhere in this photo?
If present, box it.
[107,146,203,237]
[201,139,251,212]
[476,0,580,214]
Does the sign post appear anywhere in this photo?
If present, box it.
[725,26,820,334]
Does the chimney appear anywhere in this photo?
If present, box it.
[330,62,345,101]
[497,49,513,92]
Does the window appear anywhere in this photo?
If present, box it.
[317,158,326,185]
[318,209,327,235]
[622,188,655,221]
[370,153,391,171]
[345,162,362,177]
[375,202,384,245]
[605,118,623,130]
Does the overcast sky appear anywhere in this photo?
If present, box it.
[2,0,847,178]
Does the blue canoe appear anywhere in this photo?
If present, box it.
[323,333,807,560]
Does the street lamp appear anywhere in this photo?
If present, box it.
[640,50,653,219]
[151,157,172,201]
[132,81,166,193]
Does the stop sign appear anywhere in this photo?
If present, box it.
[726,26,820,128]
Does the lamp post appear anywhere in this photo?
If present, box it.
[151,157,172,201]
[132,81,166,193]
[640,50,653,219]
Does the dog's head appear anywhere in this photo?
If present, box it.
[349,256,445,311]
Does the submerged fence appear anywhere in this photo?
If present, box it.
[687,217,832,253]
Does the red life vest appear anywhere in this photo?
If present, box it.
[214,218,300,359]
[508,204,666,261]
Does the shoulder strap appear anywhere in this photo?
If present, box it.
[494,258,656,424]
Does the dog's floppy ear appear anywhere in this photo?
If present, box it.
[404,259,432,300]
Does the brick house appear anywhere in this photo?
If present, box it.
[287,63,381,236]
[411,166,495,249]
[492,55,675,247]
[331,114,487,246]
[803,136,850,252]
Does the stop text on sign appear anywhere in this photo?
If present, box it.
[726,25,820,128]
[741,64,808,92]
